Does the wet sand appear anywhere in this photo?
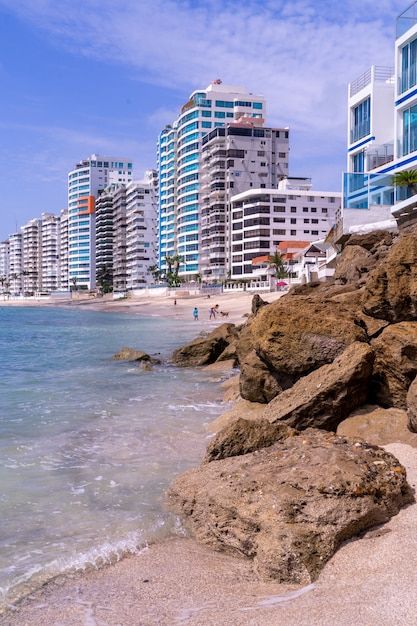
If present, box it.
[2,443,417,626]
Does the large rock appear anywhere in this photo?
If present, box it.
[238,350,283,403]
[337,405,417,447]
[208,398,265,433]
[112,347,159,363]
[363,227,417,321]
[261,342,374,431]
[237,296,367,403]
[168,428,412,583]
[172,324,238,367]
[334,245,376,284]
[371,322,417,408]
[204,418,297,462]
[407,376,417,433]
[346,230,394,253]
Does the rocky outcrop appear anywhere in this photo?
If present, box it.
[407,376,417,433]
[237,296,367,403]
[112,347,160,363]
[371,322,417,408]
[334,245,377,284]
[251,294,268,316]
[238,350,283,403]
[337,405,417,448]
[261,342,374,431]
[363,227,417,321]
[208,398,266,433]
[204,418,297,462]
[168,428,412,583]
[172,323,238,367]
[345,230,394,252]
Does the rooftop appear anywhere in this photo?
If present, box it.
[349,65,394,98]
[397,1,417,39]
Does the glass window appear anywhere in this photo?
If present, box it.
[402,104,417,155]
[253,102,263,109]
[351,98,370,143]
[202,110,211,117]
[215,111,226,118]
[215,100,234,108]
[352,151,365,173]
[401,38,417,93]
[202,121,212,128]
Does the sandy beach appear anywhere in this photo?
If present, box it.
[0,290,285,325]
[1,442,415,626]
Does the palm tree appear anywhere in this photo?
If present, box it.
[96,265,113,294]
[148,264,161,283]
[165,254,182,287]
[392,169,417,200]
[70,276,78,297]
[268,251,288,279]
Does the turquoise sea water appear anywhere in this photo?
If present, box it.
[0,307,225,606]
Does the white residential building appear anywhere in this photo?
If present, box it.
[0,241,9,280]
[158,81,266,278]
[200,120,289,282]
[60,209,69,290]
[67,154,133,290]
[343,3,417,233]
[21,218,41,295]
[229,178,340,279]
[126,175,158,290]
[8,233,23,295]
[40,212,61,293]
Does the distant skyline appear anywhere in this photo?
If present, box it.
[0,0,406,239]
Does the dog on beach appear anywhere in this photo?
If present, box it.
[220,311,229,318]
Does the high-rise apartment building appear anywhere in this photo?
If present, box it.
[229,178,340,279]
[8,233,22,295]
[125,175,158,290]
[40,213,61,293]
[200,121,289,282]
[60,209,69,290]
[21,218,41,295]
[0,241,9,280]
[95,184,123,289]
[158,81,266,278]
[67,154,133,290]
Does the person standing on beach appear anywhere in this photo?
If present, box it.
[209,306,216,320]
[193,307,199,321]
[174,299,177,306]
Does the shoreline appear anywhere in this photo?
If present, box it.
[2,442,417,625]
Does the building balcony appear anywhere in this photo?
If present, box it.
[397,1,417,39]
[349,65,394,98]
[366,142,394,171]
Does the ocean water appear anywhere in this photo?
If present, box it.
[0,307,227,606]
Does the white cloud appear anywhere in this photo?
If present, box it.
[0,0,407,187]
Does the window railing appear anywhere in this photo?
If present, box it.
[350,119,371,143]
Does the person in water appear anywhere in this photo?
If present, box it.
[193,307,199,320]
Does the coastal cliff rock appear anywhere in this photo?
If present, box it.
[337,405,417,447]
[261,342,374,431]
[172,323,238,366]
[334,245,377,284]
[168,428,412,583]
[237,297,367,403]
[407,376,417,433]
[112,347,159,363]
[371,322,417,408]
[363,226,417,321]
[345,229,394,252]
[204,418,297,462]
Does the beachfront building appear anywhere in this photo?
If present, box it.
[0,240,9,280]
[200,120,289,282]
[8,232,23,296]
[342,3,417,233]
[125,174,158,290]
[21,218,41,295]
[229,178,340,279]
[40,213,61,293]
[95,184,124,291]
[59,209,69,290]
[158,81,266,279]
[67,154,133,291]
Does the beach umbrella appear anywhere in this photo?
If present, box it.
[276,280,288,287]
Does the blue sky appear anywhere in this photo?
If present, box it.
[0,0,406,239]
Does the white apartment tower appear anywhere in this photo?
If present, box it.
[8,233,22,296]
[200,121,289,282]
[60,209,69,290]
[21,218,41,295]
[40,212,61,293]
[158,81,266,278]
[67,154,133,290]
[126,174,158,290]
[0,241,10,280]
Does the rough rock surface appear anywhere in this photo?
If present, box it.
[112,347,159,363]
[168,428,412,583]
[363,226,417,321]
[238,350,283,403]
[204,417,297,462]
[371,322,417,408]
[334,245,376,284]
[237,296,367,403]
[407,376,417,433]
[346,230,394,253]
[172,323,238,367]
[208,398,265,433]
[337,405,417,448]
[261,342,374,431]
